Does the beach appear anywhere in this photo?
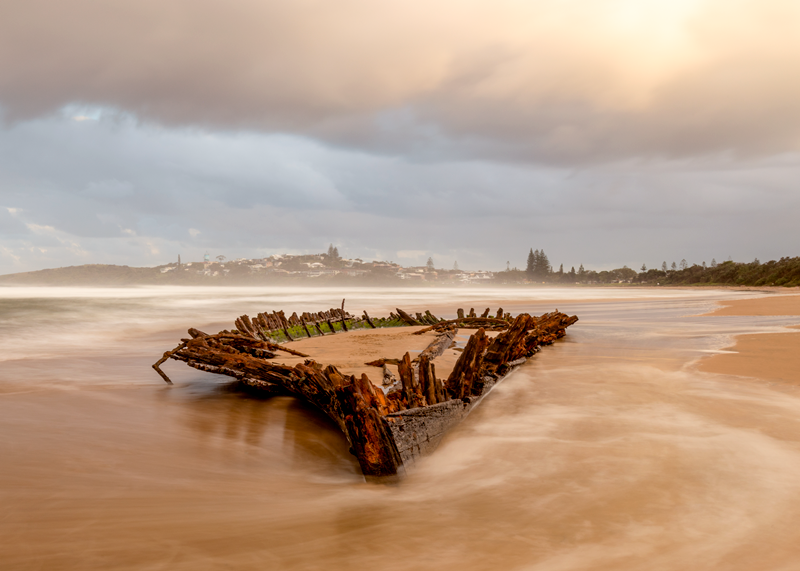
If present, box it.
[3,286,800,570]
[699,294,800,386]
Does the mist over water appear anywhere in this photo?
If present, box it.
[3,286,800,570]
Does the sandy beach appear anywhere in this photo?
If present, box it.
[274,325,500,385]
[699,294,800,385]
[6,286,800,570]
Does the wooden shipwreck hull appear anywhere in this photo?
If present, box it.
[154,305,578,480]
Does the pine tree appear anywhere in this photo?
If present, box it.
[661,261,667,272]
[535,250,551,278]
[680,259,688,270]
[327,244,334,258]
[332,246,339,260]
[453,261,459,271]
[671,262,677,271]
[558,264,564,275]
[711,258,717,268]
[578,264,585,276]
[426,257,434,271]
[640,263,647,272]
[526,249,535,276]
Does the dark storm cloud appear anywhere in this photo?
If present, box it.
[1,0,800,163]
[1,114,799,274]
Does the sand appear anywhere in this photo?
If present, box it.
[9,287,800,570]
[699,294,800,385]
[703,293,800,316]
[275,325,499,384]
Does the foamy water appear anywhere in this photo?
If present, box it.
[0,285,768,366]
[3,286,800,570]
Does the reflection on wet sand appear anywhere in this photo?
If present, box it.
[162,379,360,477]
[4,288,800,570]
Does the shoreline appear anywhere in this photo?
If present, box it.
[698,294,800,385]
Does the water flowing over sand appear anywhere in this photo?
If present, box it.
[3,286,800,570]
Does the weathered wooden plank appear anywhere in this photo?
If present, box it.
[340,299,349,332]
[300,316,313,338]
[395,308,422,326]
[415,328,457,362]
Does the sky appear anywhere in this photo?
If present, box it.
[1,0,800,274]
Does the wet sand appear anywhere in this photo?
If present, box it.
[5,287,800,570]
[704,293,800,316]
[699,294,800,385]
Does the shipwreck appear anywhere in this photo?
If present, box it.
[154,303,578,480]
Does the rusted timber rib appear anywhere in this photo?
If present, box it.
[395,307,422,326]
[153,308,578,480]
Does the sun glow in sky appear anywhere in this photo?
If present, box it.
[1,0,799,272]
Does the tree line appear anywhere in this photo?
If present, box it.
[499,249,800,287]
[637,257,800,286]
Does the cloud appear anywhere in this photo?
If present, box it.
[397,250,428,260]
[2,2,800,275]
[0,205,30,236]
[1,113,799,275]
[1,0,799,163]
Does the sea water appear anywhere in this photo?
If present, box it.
[2,286,800,570]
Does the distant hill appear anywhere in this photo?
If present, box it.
[0,263,410,286]
[0,264,172,286]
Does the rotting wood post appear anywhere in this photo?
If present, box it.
[313,320,325,336]
[337,382,403,478]
[432,363,445,403]
[274,310,294,341]
[468,308,476,318]
[398,353,425,408]
[418,355,436,405]
[340,299,349,332]
[457,308,465,319]
[445,327,488,398]
[397,352,415,407]
[152,340,188,384]
[363,310,376,328]
[395,308,422,326]
[481,308,490,318]
[497,308,504,319]
[326,318,337,334]
[300,317,313,338]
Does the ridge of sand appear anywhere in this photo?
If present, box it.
[699,295,800,384]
